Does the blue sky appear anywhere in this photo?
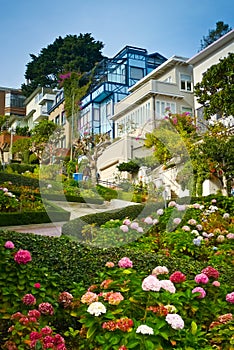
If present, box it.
[0,0,233,88]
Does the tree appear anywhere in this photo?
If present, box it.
[30,119,64,163]
[144,112,197,164]
[73,133,111,184]
[194,53,234,120]
[21,33,104,97]
[117,161,140,174]
[12,138,32,163]
[191,124,234,196]
[200,21,232,51]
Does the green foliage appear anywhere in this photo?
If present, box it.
[144,112,197,165]
[0,172,40,188]
[5,163,37,174]
[0,188,234,348]
[60,71,92,120]
[194,52,234,119]
[62,204,144,240]
[200,21,232,51]
[15,126,30,136]
[96,184,118,201]
[21,33,104,97]
[117,161,140,174]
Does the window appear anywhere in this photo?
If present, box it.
[181,106,193,115]
[156,100,176,119]
[180,74,192,91]
[5,93,25,108]
[61,136,66,148]
[130,67,144,80]
[61,111,66,125]
[55,115,60,124]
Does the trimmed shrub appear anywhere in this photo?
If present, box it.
[0,172,40,188]
[62,204,144,238]
[96,184,118,201]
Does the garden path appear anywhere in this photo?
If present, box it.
[0,199,140,237]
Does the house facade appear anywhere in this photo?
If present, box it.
[187,29,234,128]
[79,46,167,138]
[97,55,194,184]
[48,89,69,149]
[24,87,58,130]
[0,87,26,131]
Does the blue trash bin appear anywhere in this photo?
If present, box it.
[73,173,83,181]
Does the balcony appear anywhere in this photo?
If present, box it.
[114,80,185,118]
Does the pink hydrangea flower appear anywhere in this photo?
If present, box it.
[4,241,15,249]
[123,219,131,226]
[152,218,159,225]
[226,292,234,304]
[28,310,41,319]
[22,294,36,306]
[188,219,197,225]
[41,326,53,335]
[38,302,54,315]
[118,257,133,268]
[192,287,206,299]
[81,292,98,304]
[212,281,220,287]
[176,204,186,211]
[226,233,234,239]
[194,273,209,284]
[144,216,153,224]
[142,275,161,291]
[34,283,41,288]
[193,203,201,209]
[152,266,169,275]
[120,225,129,232]
[137,227,144,233]
[160,280,176,293]
[14,249,32,264]
[130,222,139,230]
[168,201,177,207]
[166,313,184,329]
[157,209,164,216]
[182,225,190,232]
[105,261,115,268]
[196,224,203,231]
[173,218,181,225]
[106,292,124,305]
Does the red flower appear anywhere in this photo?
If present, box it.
[170,271,186,283]
[201,266,219,279]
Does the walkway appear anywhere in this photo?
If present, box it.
[0,199,139,237]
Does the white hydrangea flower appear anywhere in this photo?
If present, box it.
[136,325,154,335]
[87,302,106,316]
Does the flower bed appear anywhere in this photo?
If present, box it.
[0,195,233,349]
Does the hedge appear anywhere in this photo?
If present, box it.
[0,172,40,188]
[0,231,233,291]
[0,202,70,226]
[62,204,144,239]
[41,193,104,204]
[0,232,209,290]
